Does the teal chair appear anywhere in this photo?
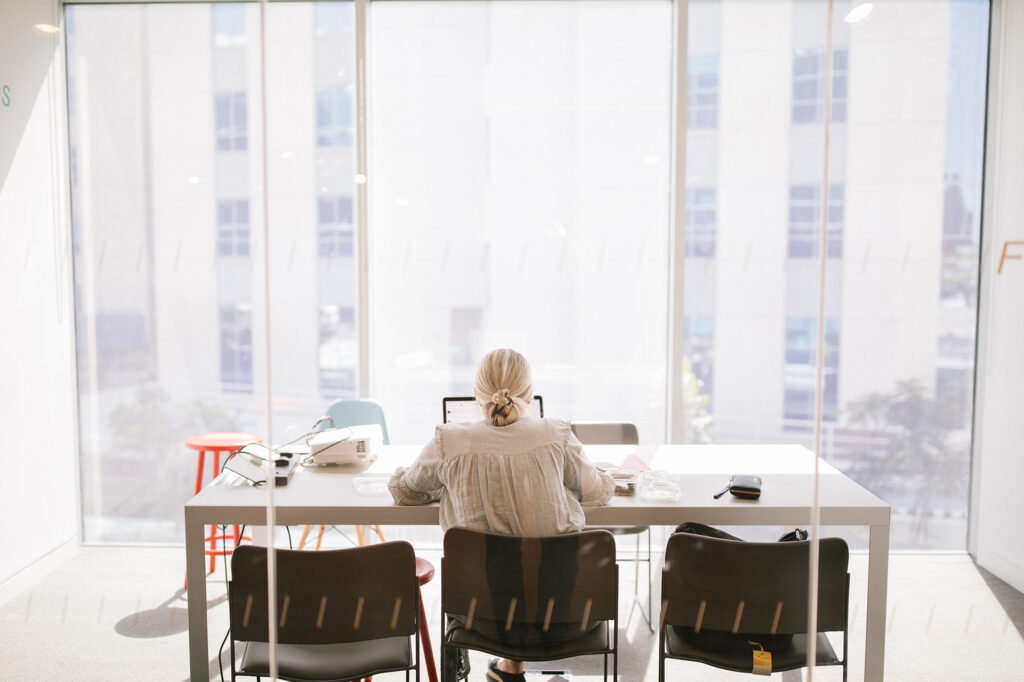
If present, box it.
[322,398,391,445]
[298,398,390,550]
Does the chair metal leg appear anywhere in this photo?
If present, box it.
[414,590,422,682]
[658,623,665,682]
[613,617,618,682]
[229,637,237,682]
[634,532,641,599]
[625,529,653,632]
[645,528,653,632]
[440,614,456,682]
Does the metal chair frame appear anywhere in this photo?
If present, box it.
[439,528,619,682]
[571,420,653,632]
[658,533,850,681]
[228,543,421,682]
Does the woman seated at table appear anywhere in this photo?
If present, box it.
[388,348,615,682]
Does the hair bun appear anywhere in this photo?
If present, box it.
[474,349,532,426]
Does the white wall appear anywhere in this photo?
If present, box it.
[0,0,79,604]
[970,0,1024,592]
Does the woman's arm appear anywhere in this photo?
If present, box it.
[563,431,615,505]
[388,439,444,505]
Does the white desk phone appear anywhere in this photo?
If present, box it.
[303,422,382,466]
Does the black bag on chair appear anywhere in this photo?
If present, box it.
[668,522,810,653]
[672,522,807,543]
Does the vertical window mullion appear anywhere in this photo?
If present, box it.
[355,0,370,396]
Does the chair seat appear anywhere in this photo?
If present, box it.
[585,525,648,536]
[446,621,611,662]
[238,637,412,681]
[665,628,840,673]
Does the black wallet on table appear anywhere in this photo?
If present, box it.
[714,474,762,500]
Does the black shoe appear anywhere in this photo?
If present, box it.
[485,658,526,682]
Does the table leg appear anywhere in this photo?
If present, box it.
[187,520,210,682]
[208,453,222,573]
[250,526,270,547]
[865,521,890,681]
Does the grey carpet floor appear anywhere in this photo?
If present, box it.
[0,539,1021,681]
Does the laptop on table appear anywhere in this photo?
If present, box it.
[442,395,544,424]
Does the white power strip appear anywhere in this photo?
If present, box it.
[224,455,268,485]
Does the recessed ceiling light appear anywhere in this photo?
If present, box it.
[354,174,367,185]
[34,23,60,35]
[844,3,874,24]
[188,176,200,184]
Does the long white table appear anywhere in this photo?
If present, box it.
[185,443,890,681]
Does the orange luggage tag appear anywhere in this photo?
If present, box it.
[749,641,772,676]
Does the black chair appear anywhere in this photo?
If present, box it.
[440,527,618,682]
[228,542,420,682]
[572,420,653,631]
[659,532,849,681]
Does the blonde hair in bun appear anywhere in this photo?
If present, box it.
[474,349,533,426]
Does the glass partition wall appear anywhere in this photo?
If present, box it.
[64,0,989,678]
[68,0,988,552]
[68,1,359,544]
[370,0,673,445]
[682,0,987,550]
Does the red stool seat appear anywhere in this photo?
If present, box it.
[416,557,435,585]
[186,432,261,579]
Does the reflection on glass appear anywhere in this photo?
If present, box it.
[68,2,358,543]
[66,0,988,552]
[370,0,673,444]
[684,0,988,549]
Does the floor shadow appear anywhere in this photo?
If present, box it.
[115,587,225,638]
[973,561,1024,639]
[115,605,189,638]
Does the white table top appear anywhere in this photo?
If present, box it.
[185,443,888,527]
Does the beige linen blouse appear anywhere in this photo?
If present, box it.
[387,417,615,536]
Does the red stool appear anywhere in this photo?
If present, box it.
[357,556,438,682]
[415,557,440,682]
[186,432,261,575]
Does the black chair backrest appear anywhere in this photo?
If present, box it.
[662,534,849,634]
[230,542,418,645]
[442,528,618,627]
[570,422,639,446]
